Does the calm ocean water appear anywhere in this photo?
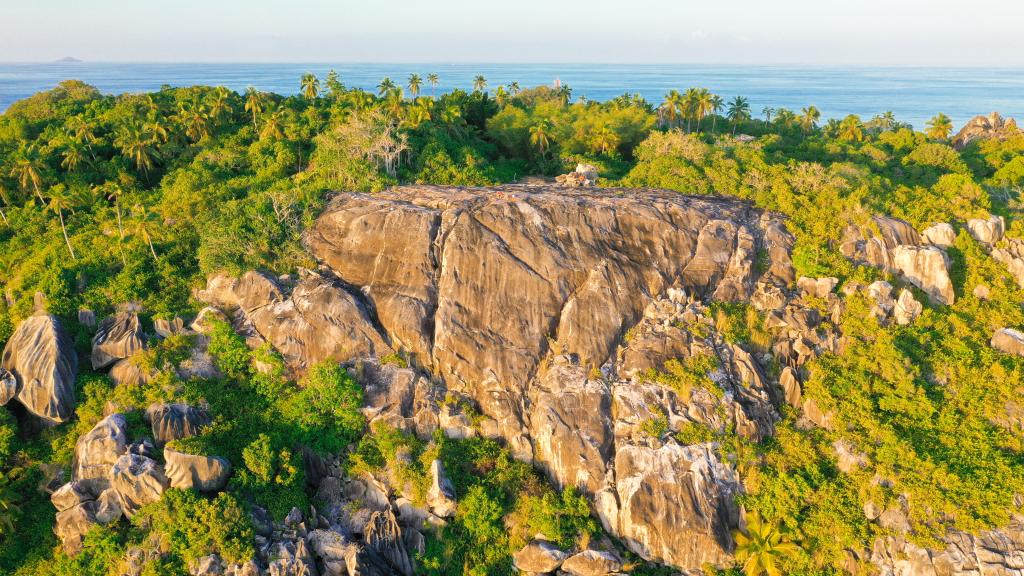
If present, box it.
[1,62,1022,128]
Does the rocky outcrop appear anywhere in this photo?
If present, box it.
[841,216,954,305]
[952,112,1021,150]
[1,314,77,423]
[307,186,792,456]
[872,522,1024,575]
[164,447,231,492]
[91,311,146,369]
[146,403,211,447]
[198,270,391,372]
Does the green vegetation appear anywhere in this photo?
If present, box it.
[0,73,1022,575]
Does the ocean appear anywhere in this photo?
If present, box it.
[1,62,1022,129]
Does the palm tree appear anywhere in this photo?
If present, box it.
[407,74,422,98]
[115,124,158,179]
[508,81,521,96]
[300,73,320,99]
[98,182,126,241]
[325,69,344,97]
[838,114,865,142]
[762,106,775,124]
[709,94,725,132]
[377,77,397,97]
[733,512,801,576]
[427,73,439,97]
[60,138,88,172]
[556,85,573,107]
[926,113,954,140]
[144,119,169,145]
[46,187,78,259]
[728,96,751,134]
[529,120,553,157]
[880,111,897,131]
[472,75,487,92]
[775,108,796,128]
[404,98,433,128]
[129,204,161,260]
[260,106,286,141]
[176,101,211,142]
[799,106,821,133]
[592,125,619,156]
[493,85,508,107]
[682,88,701,131]
[10,147,46,204]
[208,86,231,124]
[244,87,266,131]
[660,90,683,129]
[693,88,714,132]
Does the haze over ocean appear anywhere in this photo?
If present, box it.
[2,62,1023,128]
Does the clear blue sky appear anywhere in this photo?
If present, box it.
[3,0,1023,65]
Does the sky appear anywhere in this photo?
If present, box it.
[2,0,1023,65]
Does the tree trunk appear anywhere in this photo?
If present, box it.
[59,210,76,259]
[147,235,158,260]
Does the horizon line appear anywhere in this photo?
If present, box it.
[4,60,1024,69]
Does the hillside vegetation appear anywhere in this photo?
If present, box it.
[0,74,1023,576]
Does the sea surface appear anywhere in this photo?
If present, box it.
[1,62,1023,128]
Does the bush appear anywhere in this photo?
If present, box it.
[137,489,254,565]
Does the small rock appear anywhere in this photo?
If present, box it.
[992,328,1024,356]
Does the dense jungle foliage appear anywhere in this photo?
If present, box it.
[0,72,1023,575]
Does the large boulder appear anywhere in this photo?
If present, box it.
[921,223,956,248]
[91,311,146,369]
[425,459,457,518]
[513,540,568,573]
[198,270,391,372]
[363,507,414,576]
[952,112,1021,150]
[73,413,129,493]
[146,403,211,446]
[891,246,954,305]
[1,314,77,423]
[560,549,622,576]
[110,454,168,517]
[597,443,739,569]
[967,215,1005,246]
[164,447,231,492]
[54,500,99,554]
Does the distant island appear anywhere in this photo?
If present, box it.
[53,56,82,63]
